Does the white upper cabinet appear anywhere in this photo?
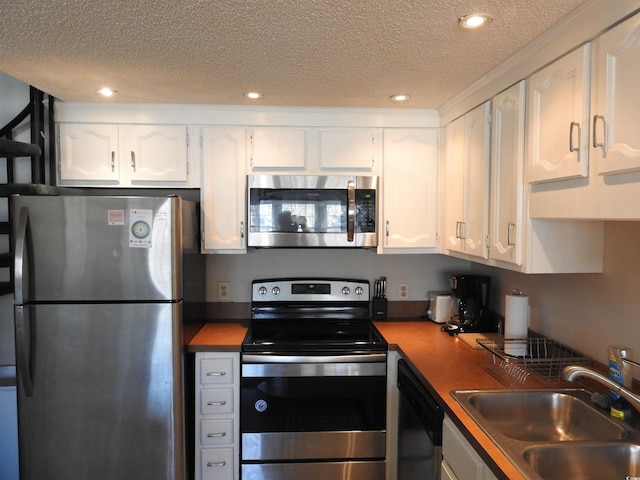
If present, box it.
[200,128,247,253]
[527,44,591,183]
[57,123,192,187]
[444,117,465,253]
[380,129,438,253]
[248,128,306,170]
[489,82,525,266]
[592,14,640,176]
[318,129,380,171]
[124,125,189,184]
[444,102,491,260]
[58,123,120,183]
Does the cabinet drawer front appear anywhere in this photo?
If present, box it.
[201,358,234,384]
[201,419,234,445]
[201,447,234,480]
[201,388,234,415]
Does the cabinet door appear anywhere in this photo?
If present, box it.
[125,125,189,184]
[527,45,591,183]
[57,123,120,184]
[444,117,465,253]
[490,82,525,265]
[382,129,438,251]
[249,128,306,170]
[464,102,491,259]
[593,14,640,175]
[201,128,247,252]
[318,129,379,171]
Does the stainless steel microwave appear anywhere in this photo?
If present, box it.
[247,175,377,248]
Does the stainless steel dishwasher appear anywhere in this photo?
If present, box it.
[397,359,444,480]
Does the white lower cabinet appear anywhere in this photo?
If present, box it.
[441,415,497,480]
[195,352,239,480]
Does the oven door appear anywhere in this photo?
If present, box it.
[241,354,387,462]
[247,175,377,248]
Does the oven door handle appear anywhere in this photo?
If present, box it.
[242,353,386,364]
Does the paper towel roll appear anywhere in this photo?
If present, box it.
[504,292,529,356]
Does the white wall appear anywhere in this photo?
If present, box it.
[206,250,470,302]
[472,221,640,367]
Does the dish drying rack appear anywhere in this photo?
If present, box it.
[478,337,591,387]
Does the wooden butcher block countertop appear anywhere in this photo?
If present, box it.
[188,319,539,480]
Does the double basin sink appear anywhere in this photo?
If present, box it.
[452,388,640,479]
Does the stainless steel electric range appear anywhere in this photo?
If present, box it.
[241,278,388,480]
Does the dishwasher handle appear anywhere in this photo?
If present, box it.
[397,359,443,445]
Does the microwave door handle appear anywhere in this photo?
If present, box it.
[347,180,355,242]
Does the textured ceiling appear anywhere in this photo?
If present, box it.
[0,0,587,108]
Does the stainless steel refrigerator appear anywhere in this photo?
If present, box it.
[11,194,201,480]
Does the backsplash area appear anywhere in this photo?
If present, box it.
[205,222,639,369]
[205,249,470,303]
[472,221,640,367]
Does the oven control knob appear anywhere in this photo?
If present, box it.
[355,286,364,295]
[258,286,268,295]
[342,286,350,295]
[272,286,280,295]
[255,399,268,412]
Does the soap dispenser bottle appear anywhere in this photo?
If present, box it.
[608,345,633,419]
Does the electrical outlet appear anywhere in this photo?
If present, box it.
[399,282,409,300]
[217,281,231,301]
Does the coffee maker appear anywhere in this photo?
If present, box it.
[443,274,494,334]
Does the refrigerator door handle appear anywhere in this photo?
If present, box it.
[14,206,30,305]
[15,305,33,396]
[14,206,34,396]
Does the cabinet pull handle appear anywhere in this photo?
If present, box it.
[207,432,227,438]
[569,121,581,153]
[507,222,516,246]
[593,114,605,150]
[240,221,245,239]
[385,220,390,237]
[111,151,115,172]
[207,400,227,406]
[456,221,466,240]
[206,371,226,376]
[130,151,136,171]
[206,461,226,468]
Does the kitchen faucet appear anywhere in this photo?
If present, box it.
[562,358,640,412]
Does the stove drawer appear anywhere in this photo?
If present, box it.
[241,460,385,480]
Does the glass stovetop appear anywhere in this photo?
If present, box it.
[242,318,388,353]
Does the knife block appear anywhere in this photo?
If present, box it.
[372,297,388,320]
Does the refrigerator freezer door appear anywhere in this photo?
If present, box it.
[12,195,182,302]
[16,302,184,480]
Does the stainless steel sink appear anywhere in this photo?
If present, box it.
[452,388,640,479]
[524,443,640,480]
[462,390,627,441]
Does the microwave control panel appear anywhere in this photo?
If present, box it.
[356,190,376,233]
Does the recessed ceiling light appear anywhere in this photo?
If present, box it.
[96,87,117,97]
[458,14,493,29]
[390,94,410,102]
[245,92,263,100]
